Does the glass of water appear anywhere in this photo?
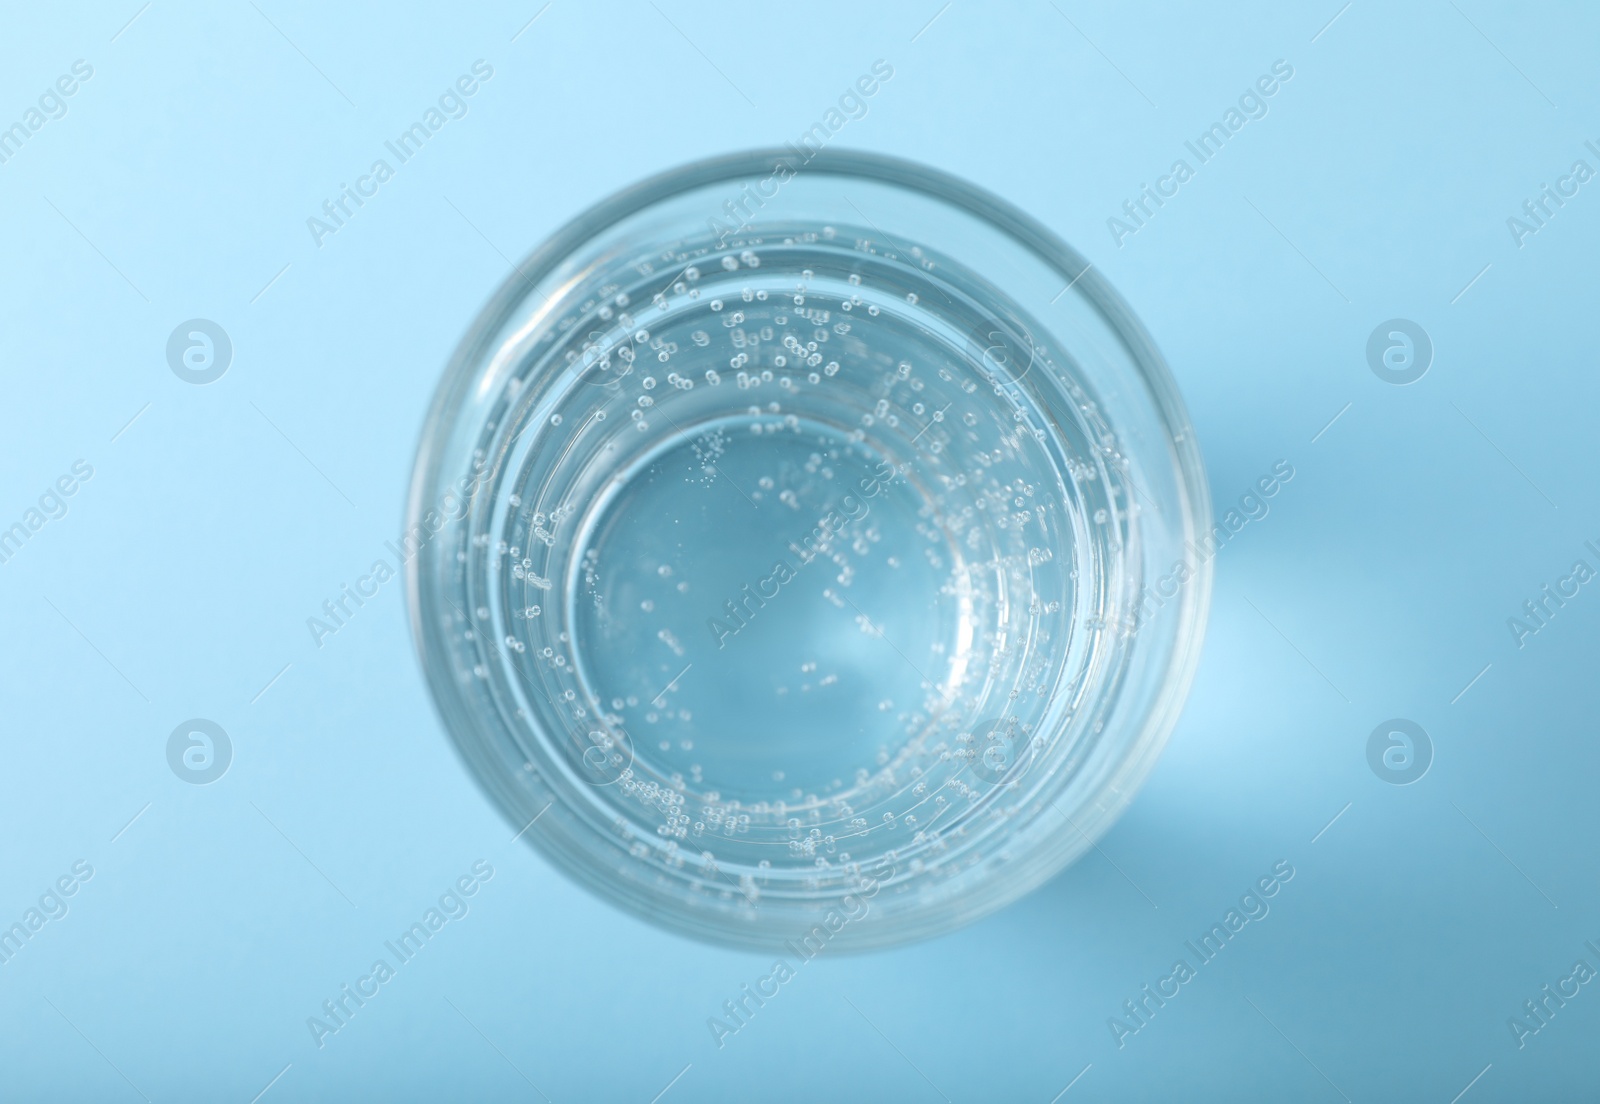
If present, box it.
[406,150,1211,951]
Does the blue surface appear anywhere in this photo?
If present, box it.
[2,2,1597,1100]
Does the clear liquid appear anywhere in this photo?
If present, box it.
[476,223,1131,902]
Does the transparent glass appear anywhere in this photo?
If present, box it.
[406,150,1211,951]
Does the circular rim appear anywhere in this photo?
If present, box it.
[406,148,1212,949]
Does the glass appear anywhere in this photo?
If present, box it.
[406,150,1211,951]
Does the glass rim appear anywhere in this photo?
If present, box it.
[404,148,1214,950]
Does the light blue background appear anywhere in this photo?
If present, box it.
[2,2,1597,1100]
